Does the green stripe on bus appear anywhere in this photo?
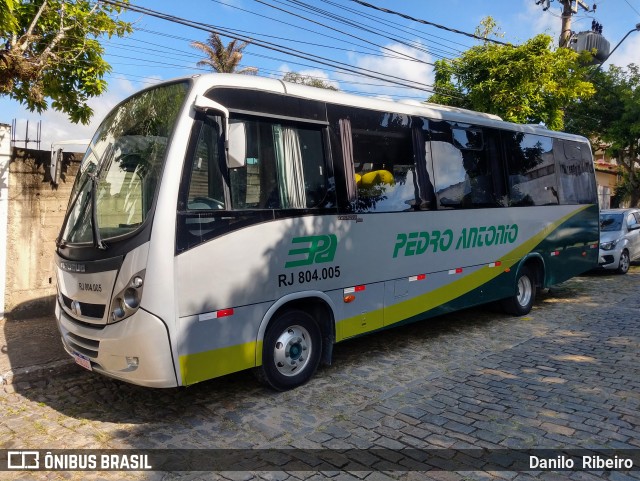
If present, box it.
[337,205,589,341]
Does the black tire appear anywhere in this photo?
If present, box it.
[617,250,630,275]
[257,309,322,391]
[501,266,536,316]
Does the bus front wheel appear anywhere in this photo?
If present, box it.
[501,266,536,316]
[258,309,322,391]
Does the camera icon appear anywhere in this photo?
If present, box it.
[7,451,40,470]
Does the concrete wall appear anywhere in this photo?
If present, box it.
[0,125,10,318]
[5,147,81,319]
[595,166,620,209]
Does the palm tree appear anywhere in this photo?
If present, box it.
[191,33,258,75]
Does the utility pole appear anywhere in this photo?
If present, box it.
[536,0,592,47]
[559,0,591,47]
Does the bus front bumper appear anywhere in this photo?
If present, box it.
[55,302,178,388]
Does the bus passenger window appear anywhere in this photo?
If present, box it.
[346,111,416,213]
[429,122,496,209]
[504,133,558,206]
[555,139,597,205]
[229,118,331,210]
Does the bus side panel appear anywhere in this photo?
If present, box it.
[176,301,272,386]
[337,282,384,340]
[340,204,596,339]
[536,204,600,286]
[174,204,595,383]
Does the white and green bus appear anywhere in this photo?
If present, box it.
[55,74,599,390]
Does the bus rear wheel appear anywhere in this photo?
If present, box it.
[258,309,322,391]
[501,266,536,316]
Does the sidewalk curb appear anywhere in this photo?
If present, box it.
[1,359,78,391]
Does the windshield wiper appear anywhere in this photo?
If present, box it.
[87,144,115,250]
[56,173,92,249]
[88,171,107,250]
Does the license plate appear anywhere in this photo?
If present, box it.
[72,352,92,371]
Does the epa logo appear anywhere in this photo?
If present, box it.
[285,235,338,268]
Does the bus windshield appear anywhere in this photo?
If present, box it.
[60,81,189,245]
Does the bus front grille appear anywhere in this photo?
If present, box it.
[65,332,100,359]
[60,293,106,320]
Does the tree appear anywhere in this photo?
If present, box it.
[191,33,257,75]
[565,65,640,206]
[1,0,132,124]
[282,71,338,90]
[428,33,595,131]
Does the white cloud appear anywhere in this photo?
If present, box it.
[606,32,640,68]
[337,42,436,100]
[515,0,560,43]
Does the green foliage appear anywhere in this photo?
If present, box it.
[282,71,338,90]
[566,64,640,206]
[429,33,595,131]
[474,16,504,41]
[0,0,17,33]
[191,33,257,75]
[0,0,132,124]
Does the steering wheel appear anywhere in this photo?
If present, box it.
[188,196,225,210]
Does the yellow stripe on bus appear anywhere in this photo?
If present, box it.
[179,340,263,385]
[337,206,589,341]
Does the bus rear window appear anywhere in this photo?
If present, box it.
[556,139,597,205]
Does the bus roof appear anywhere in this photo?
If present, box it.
[181,73,589,143]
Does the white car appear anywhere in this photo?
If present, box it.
[599,208,640,274]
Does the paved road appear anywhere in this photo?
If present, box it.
[1,268,639,480]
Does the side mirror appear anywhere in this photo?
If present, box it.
[193,95,229,117]
[50,147,62,185]
[193,95,246,168]
[50,139,90,186]
[227,122,247,169]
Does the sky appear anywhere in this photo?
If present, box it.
[3,0,640,148]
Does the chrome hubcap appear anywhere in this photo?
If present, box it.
[620,253,630,271]
[273,325,312,377]
[517,275,533,307]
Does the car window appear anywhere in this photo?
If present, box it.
[600,213,623,232]
[627,213,638,229]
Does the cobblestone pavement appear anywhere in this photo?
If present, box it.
[2,267,639,481]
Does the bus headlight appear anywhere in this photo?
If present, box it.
[109,270,145,324]
[123,287,140,309]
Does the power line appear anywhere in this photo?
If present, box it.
[272,0,450,60]
[348,0,510,46]
[137,22,429,64]
[208,0,392,60]
[319,0,470,52]
[127,28,435,92]
[103,40,439,97]
[252,0,435,65]
[98,0,463,99]
[623,0,640,17]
